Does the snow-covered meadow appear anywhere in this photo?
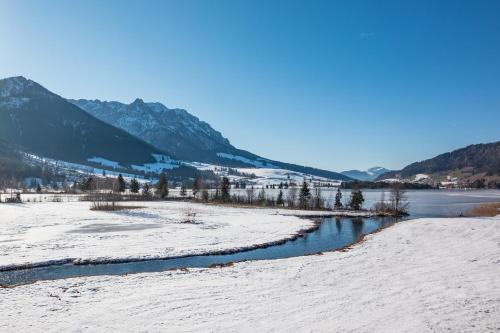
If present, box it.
[0,200,348,269]
[1,216,499,332]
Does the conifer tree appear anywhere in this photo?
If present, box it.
[349,186,364,211]
[334,188,343,210]
[156,173,167,191]
[115,174,126,193]
[299,180,311,209]
[276,189,284,206]
[130,178,140,194]
[156,173,168,199]
[220,177,231,202]
[180,184,187,196]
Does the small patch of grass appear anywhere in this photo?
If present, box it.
[90,204,144,211]
[464,202,500,217]
[209,262,234,269]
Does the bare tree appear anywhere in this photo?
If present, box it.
[287,186,298,208]
[246,186,255,204]
[192,176,204,199]
[0,162,3,203]
[390,183,409,215]
[312,187,323,209]
[373,190,388,213]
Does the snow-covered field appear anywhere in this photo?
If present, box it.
[0,201,349,269]
[1,216,498,332]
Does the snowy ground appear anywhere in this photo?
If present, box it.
[1,216,498,332]
[0,201,357,269]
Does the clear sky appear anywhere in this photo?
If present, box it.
[1,0,499,171]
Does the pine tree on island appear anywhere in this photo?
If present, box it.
[349,185,364,211]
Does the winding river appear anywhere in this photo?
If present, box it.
[1,189,499,287]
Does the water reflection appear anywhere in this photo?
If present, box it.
[0,216,396,286]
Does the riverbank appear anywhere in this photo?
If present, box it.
[0,201,378,270]
[1,216,498,332]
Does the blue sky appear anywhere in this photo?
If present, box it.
[1,0,499,171]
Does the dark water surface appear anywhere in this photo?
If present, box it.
[0,216,396,286]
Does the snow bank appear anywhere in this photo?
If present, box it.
[0,201,327,269]
[1,216,498,332]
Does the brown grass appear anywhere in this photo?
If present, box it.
[464,202,500,217]
[209,262,234,269]
[90,205,145,211]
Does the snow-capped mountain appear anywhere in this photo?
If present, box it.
[341,167,392,181]
[69,98,231,162]
[0,76,168,170]
[70,98,352,181]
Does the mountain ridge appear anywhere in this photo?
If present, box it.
[376,142,500,181]
[70,97,351,180]
[341,167,392,181]
[0,76,167,168]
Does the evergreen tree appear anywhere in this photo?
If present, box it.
[334,188,343,210]
[349,187,364,211]
[299,180,311,209]
[83,176,93,192]
[130,178,140,194]
[115,174,126,193]
[276,189,284,206]
[156,173,168,199]
[220,177,231,202]
[180,184,187,196]
[156,173,167,191]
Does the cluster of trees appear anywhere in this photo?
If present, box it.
[195,177,409,215]
[199,177,370,211]
[333,187,364,210]
[464,178,500,189]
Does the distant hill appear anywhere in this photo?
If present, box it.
[0,77,166,168]
[377,142,500,180]
[341,167,392,181]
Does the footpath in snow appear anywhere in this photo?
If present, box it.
[1,216,499,332]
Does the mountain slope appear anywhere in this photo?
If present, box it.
[0,77,165,168]
[70,98,351,180]
[341,167,392,181]
[69,98,230,162]
[377,142,500,180]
